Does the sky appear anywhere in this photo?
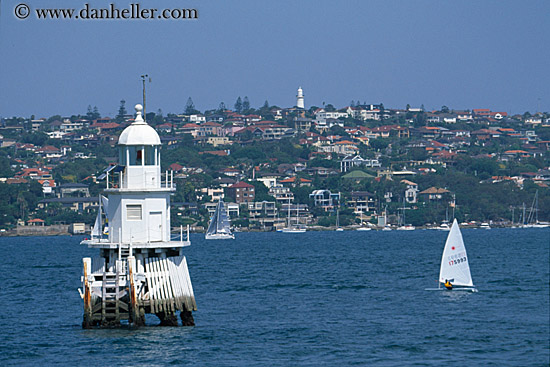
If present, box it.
[0,0,549,118]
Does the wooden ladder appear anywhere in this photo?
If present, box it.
[101,272,120,325]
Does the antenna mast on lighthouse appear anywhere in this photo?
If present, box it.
[141,74,150,120]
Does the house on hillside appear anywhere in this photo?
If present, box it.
[309,189,341,211]
[35,145,62,159]
[37,197,98,213]
[340,154,381,172]
[269,185,294,204]
[198,121,223,137]
[293,117,313,131]
[347,191,376,213]
[401,179,419,204]
[418,187,450,201]
[57,183,90,198]
[319,140,359,156]
[226,181,255,204]
[279,176,312,188]
[253,124,294,140]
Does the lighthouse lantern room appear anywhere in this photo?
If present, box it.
[80,104,196,328]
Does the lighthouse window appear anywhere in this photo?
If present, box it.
[144,146,156,165]
[119,148,127,166]
[127,204,142,220]
[128,146,143,166]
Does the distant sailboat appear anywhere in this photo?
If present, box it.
[429,219,476,292]
[479,222,491,229]
[522,190,550,228]
[281,198,306,233]
[335,207,344,231]
[205,199,235,240]
[356,211,371,231]
[91,195,109,239]
[436,208,451,230]
[397,200,415,231]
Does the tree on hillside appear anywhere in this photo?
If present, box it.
[86,105,100,120]
[370,138,390,152]
[325,104,335,112]
[0,156,13,177]
[258,101,272,119]
[116,100,127,122]
[250,180,275,202]
[185,97,198,114]
[47,115,62,123]
[234,97,243,113]
[414,111,426,127]
[292,186,312,204]
[242,96,250,112]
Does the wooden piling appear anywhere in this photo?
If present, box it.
[82,258,92,329]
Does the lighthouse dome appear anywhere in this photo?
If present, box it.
[118,104,161,146]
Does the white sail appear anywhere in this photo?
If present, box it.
[91,195,110,238]
[91,210,101,237]
[439,219,474,287]
[101,195,109,221]
[206,199,234,239]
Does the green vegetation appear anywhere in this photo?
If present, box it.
[0,103,548,231]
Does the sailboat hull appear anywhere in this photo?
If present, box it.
[281,228,306,233]
[425,287,478,292]
[205,233,235,240]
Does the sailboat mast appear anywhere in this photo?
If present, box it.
[402,198,405,225]
[535,190,539,223]
[288,197,291,227]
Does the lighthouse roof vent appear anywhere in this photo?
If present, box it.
[118,104,161,146]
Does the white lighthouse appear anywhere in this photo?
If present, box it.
[296,86,305,109]
[80,104,196,328]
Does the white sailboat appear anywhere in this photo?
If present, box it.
[428,219,476,292]
[522,190,550,228]
[91,195,109,239]
[281,199,306,233]
[356,211,371,231]
[396,200,415,231]
[436,207,451,230]
[205,199,235,240]
[335,207,344,231]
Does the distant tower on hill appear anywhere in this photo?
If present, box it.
[296,86,305,109]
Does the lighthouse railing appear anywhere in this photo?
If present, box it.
[160,170,175,189]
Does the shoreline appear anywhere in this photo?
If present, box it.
[1,224,547,238]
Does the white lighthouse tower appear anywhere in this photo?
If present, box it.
[296,86,305,109]
[80,104,196,328]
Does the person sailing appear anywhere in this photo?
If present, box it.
[444,279,453,290]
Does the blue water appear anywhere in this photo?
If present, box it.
[0,228,548,366]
